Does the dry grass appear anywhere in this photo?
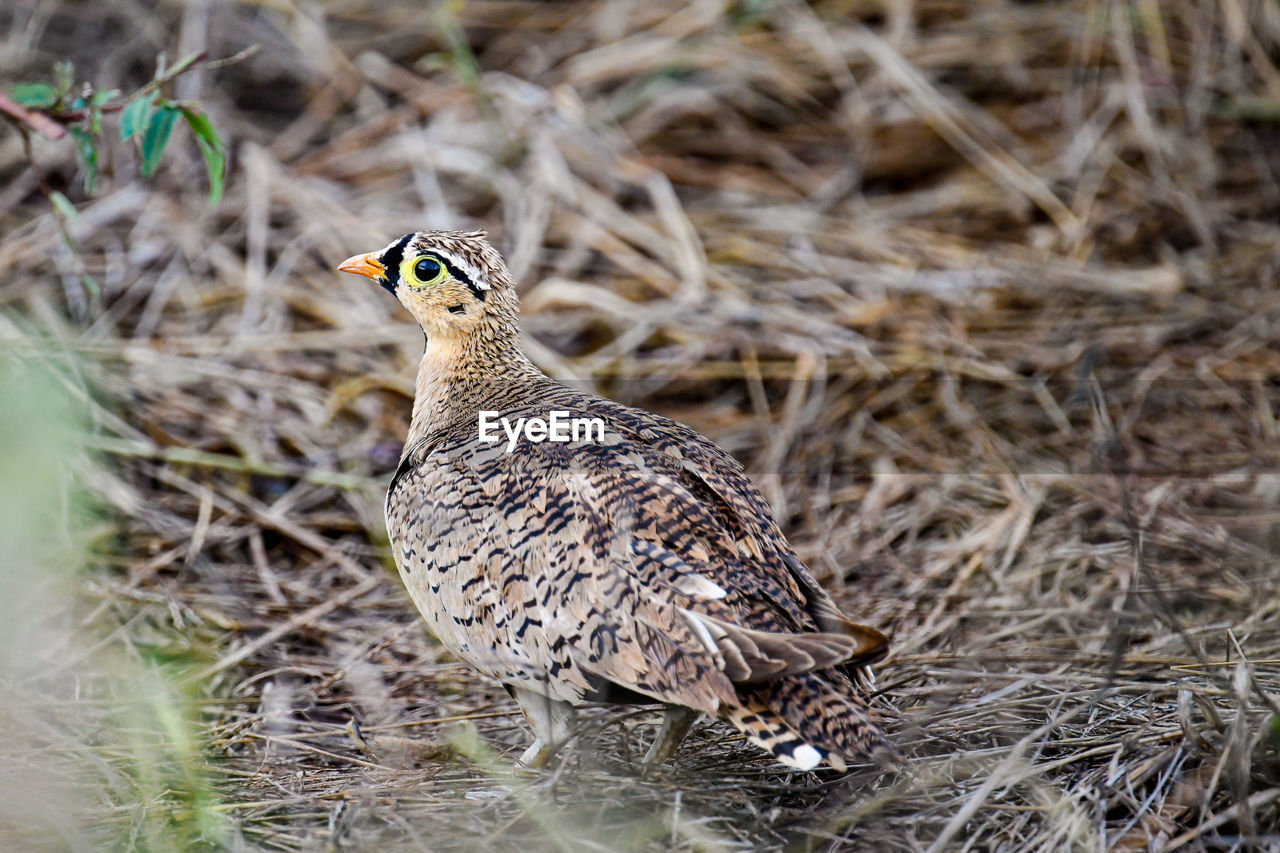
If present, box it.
[2,0,1280,849]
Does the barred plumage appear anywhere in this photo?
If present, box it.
[339,230,895,771]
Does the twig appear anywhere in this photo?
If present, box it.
[88,435,376,492]
[0,93,66,139]
[184,573,383,685]
[1163,787,1280,851]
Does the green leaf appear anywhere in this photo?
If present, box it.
[179,108,221,152]
[181,108,226,206]
[53,60,74,97]
[87,90,118,138]
[194,136,226,206]
[49,191,78,225]
[119,91,155,141]
[8,83,56,108]
[68,127,98,194]
[139,103,179,176]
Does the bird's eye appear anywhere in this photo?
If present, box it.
[415,257,440,280]
[404,254,445,288]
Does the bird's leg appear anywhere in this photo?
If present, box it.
[643,705,700,765]
[511,686,576,768]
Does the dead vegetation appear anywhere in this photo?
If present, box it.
[2,0,1279,849]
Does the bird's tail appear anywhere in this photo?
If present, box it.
[720,670,897,772]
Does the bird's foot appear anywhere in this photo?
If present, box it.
[642,706,700,767]
[518,738,554,768]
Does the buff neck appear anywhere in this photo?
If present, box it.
[405,320,543,448]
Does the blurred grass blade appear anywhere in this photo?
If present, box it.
[139,102,179,176]
[434,0,481,86]
[49,190,78,224]
[181,108,226,205]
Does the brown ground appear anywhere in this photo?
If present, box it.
[1,1,1279,850]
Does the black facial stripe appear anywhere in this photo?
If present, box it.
[379,235,488,301]
[436,256,486,301]
[378,233,415,293]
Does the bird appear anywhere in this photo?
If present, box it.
[338,230,894,772]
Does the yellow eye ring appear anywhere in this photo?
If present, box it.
[403,254,446,288]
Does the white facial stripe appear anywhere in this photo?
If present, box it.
[432,248,491,291]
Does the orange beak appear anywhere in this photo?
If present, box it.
[337,251,387,281]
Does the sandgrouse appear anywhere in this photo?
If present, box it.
[339,230,894,771]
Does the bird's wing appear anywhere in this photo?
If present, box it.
[586,396,890,661]
[387,409,869,711]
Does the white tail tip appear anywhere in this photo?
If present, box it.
[793,744,822,771]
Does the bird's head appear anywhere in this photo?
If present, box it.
[338,230,519,341]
